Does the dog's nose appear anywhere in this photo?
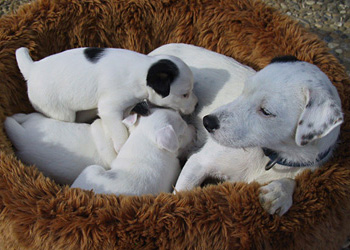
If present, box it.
[203,115,220,133]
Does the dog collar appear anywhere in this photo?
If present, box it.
[262,147,332,171]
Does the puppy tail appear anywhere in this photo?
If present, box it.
[16,47,34,80]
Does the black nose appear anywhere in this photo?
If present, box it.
[203,115,220,133]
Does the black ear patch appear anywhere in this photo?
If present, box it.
[146,59,179,98]
[84,47,105,63]
[270,55,300,64]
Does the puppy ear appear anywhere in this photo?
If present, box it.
[295,88,343,146]
[155,124,179,152]
[146,59,179,98]
[122,114,138,128]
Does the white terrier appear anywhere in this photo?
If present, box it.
[71,108,195,196]
[150,44,343,216]
[16,47,197,152]
[4,112,117,185]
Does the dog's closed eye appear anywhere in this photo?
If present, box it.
[259,107,276,117]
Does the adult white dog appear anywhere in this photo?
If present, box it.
[72,108,195,195]
[150,44,343,216]
[15,47,197,152]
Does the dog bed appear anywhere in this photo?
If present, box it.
[0,0,349,249]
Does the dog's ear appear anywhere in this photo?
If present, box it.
[122,114,138,128]
[295,88,343,146]
[146,59,179,98]
[155,124,179,152]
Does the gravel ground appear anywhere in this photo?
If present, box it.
[263,0,350,76]
[0,0,349,248]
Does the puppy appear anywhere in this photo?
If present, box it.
[4,112,117,185]
[4,101,151,185]
[149,43,256,150]
[16,47,197,152]
[151,44,343,216]
[71,108,195,196]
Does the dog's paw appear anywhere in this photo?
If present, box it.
[259,178,296,216]
[11,113,30,124]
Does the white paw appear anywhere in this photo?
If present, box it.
[259,178,295,216]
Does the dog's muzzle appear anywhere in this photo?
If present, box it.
[203,115,220,133]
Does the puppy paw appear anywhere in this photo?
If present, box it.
[11,113,30,124]
[259,178,296,216]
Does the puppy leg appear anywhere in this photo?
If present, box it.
[259,178,296,216]
[98,95,136,152]
[90,119,117,167]
[71,164,106,190]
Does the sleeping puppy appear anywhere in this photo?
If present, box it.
[5,112,116,185]
[4,102,150,185]
[15,47,197,152]
[71,108,195,196]
[150,44,343,216]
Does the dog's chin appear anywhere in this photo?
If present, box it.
[209,132,253,149]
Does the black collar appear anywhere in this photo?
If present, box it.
[262,147,332,171]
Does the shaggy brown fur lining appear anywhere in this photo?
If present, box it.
[0,0,349,249]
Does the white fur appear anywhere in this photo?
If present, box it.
[4,113,116,185]
[71,108,195,195]
[16,47,197,152]
[151,44,343,216]
[149,43,256,150]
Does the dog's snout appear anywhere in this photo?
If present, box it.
[203,115,220,133]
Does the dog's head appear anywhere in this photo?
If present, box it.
[146,55,198,115]
[203,57,343,152]
[127,108,195,154]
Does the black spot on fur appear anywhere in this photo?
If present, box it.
[131,101,150,116]
[308,123,314,128]
[147,59,179,98]
[270,55,300,64]
[84,47,105,63]
[302,133,314,141]
[299,120,304,125]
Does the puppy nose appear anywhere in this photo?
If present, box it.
[203,115,220,133]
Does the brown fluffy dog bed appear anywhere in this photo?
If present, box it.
[0,0,350,249]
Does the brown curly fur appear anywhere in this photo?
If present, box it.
[0,0,349,249]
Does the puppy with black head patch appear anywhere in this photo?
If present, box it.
[15,47,197,152]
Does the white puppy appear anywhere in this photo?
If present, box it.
[71,108,195,196]
[16,47,197,152]
[150,44,343,216]
[149,43,256,150]
[4,112,117,185]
